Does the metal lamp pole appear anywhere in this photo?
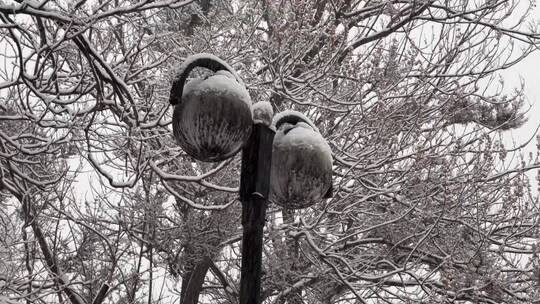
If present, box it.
[238,123,274,304]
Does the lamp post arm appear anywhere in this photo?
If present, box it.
[169,53,246,106]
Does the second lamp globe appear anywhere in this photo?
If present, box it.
[269,111,333,209]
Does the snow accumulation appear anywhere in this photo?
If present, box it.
[215,70,235,79]
[183,73,251,106]
[252,101,273,126]
[272,110,319,133]
[0,295,20,304]
[275,122,332,160]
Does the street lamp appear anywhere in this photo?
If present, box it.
[270,110,333,209]
[169,53,333,304]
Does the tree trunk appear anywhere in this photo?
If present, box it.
[282,209,304,304]
[180,256,212,304]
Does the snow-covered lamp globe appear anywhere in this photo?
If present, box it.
[269,111,333,209]
[169,54,253,162]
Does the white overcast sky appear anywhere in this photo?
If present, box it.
[502,53,540,140]
[499,7,540,153]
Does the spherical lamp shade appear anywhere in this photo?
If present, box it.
[170,54,253,162]
[269,111,333,209]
